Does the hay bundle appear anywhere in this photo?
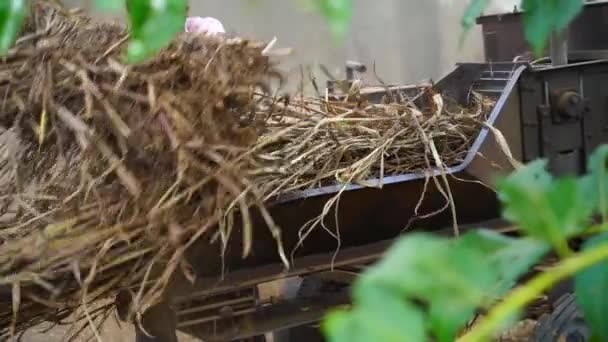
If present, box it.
[244,87,494,252]
[251,89,494,199]
[0,1,283,337]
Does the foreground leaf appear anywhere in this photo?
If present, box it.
[323,311,358,342]
[521,0,583,56]
[96,0,124,11]
[314,0,352,39]
[326,285,425,342]
[460,0,489,45]
[574,233,608,341]
[358,234,499,342]
[363,234,494,303]
[125,0,187,63]
[581,145,608,220]
[322,231,549,342]
[547,178,594,236]
[498,161,552,238]
[498,160,593,252]
[0,0,26,54]
[457,231,550,297]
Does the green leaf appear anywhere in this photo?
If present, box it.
[461,0,489,32]
[95,0,124,11]
[498,160,593,252]
[351,286,426,342]
[314,0,352,39]
[459,0,492,48]
[323,231,548,342]
[521,0,583,56]
[574,233,608,341]
[427,231,547,340]
[456,229,514,254]
[581,145,608,221]
[429,301,472,342]
[323,310,360,342]
[125,0,187,64]
[362,235,491,303]
[488,238,549,295]
[358,234,499,342]
[0,0,26,55]
[323,291,425,342]
[498,160,557,238]
[457,230,550,297]
[545,178,594,237]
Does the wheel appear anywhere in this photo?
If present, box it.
[533,293,591,342]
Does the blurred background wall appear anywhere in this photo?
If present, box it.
[64,0,520,91]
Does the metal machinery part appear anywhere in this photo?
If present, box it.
[344,60,367,81]
[325,60,367,95]
[124,3,608,341]
[550,29,569,66]
[477,1,608,63]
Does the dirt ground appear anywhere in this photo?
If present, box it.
[20,307,253,342]
[21,317,537,342]
[21,319,181,342]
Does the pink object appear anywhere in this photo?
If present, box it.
[185,16,226,35]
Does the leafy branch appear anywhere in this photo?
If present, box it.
[323,146,608,342]
[459,236,608,341]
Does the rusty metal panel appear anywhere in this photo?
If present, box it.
[477,1,608,62]
[518,60,608,175]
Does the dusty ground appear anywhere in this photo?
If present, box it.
[22,311,537,342]
[22,317,537,342]
[21,319,188,342]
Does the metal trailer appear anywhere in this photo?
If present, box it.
[128,2,608,341]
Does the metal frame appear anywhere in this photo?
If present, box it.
[167,218,512,300]
[519,60,608,175]
[278,63,527,202]
[127,220,515,341]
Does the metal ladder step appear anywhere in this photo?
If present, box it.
[471,64,519,96]
[474,87,506,95]
[475,77,510,88]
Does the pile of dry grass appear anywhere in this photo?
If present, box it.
[245,86,494,251]
[0,1,285,338]
[251,88,494,200]
[0,1,497,340]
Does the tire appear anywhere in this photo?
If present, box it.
[532,293,591,342]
